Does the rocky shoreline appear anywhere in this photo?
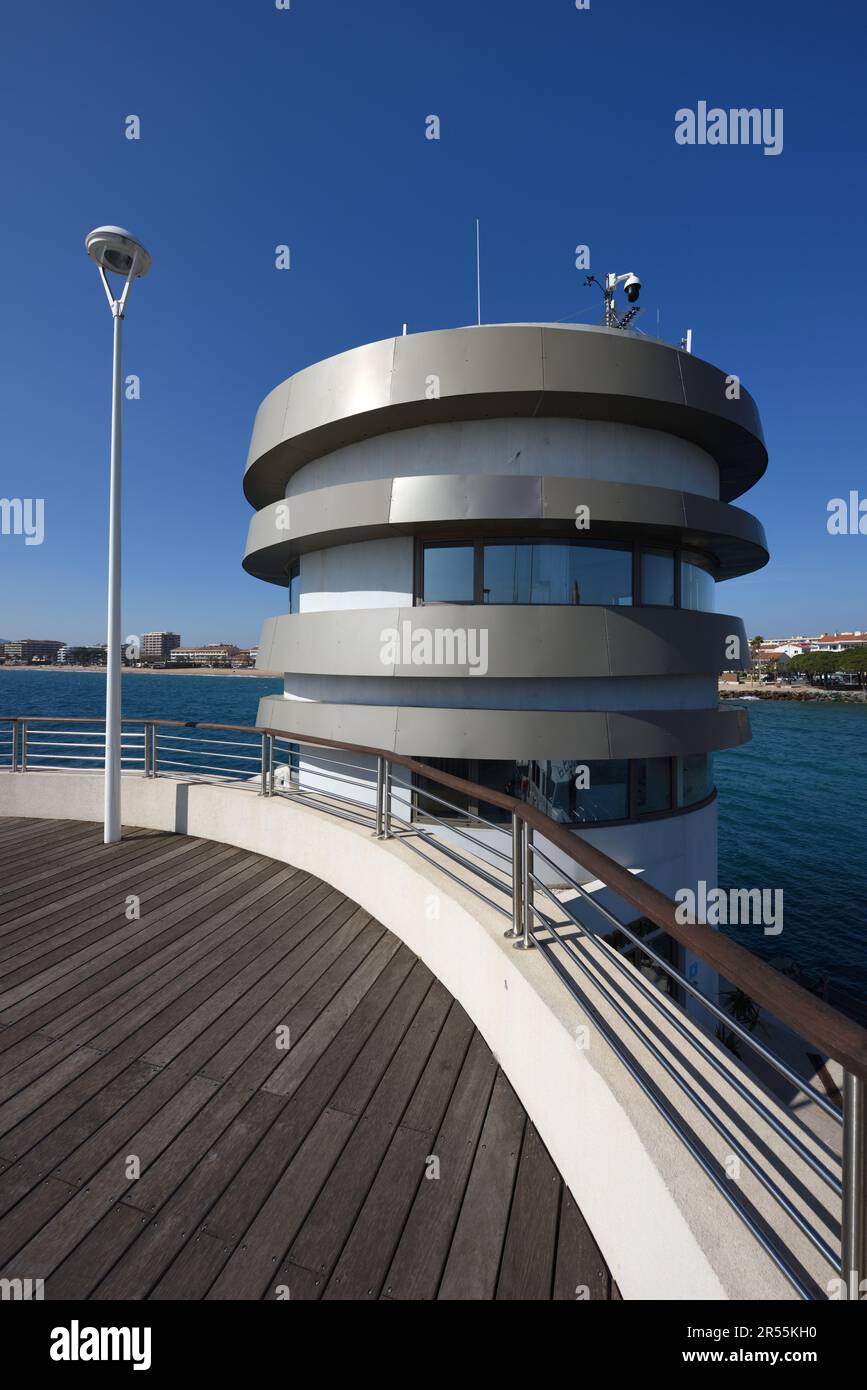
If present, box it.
[719,683,866,702]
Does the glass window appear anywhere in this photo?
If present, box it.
[289,562,301,614]
[679,753,713,806]
[475,760,516,824]
[482,543,632,606]
[640,547,675,606]
[569,546,633,606]
[573,759,630,822]
[681,554,715,611]
[482,543,532,603]
[635,757,673,815]
[422,545,475,602]
[414,758,473,817]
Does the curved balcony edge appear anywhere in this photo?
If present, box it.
[257,608,751,681]
[243,325,767,508]
[254,695,750,759]
[242,475,769,587]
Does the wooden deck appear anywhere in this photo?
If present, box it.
[0,816,616,1300]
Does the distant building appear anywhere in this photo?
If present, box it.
[169,644,240,667]
[2,638,64,664]
[808,631,867,653]
[141,631,181,663]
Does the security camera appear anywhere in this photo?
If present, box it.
[623,273,641,303]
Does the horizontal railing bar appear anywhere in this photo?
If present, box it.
[542,905,842,1191]
[155,741,260,763]
[23,754,145,765]
[401,801,513,868]
[546,925,840,1269]
[272,784,376,831]
[392,772,516,838]
[280,781,379,822]
[25,738,143,750]
[276,744,384,778]
[528,845,843,1123]
[21,728,143,738]
[399,835,512,920]
[153,732,261,750]
[534,936,822,1301]
[153,758,257,778]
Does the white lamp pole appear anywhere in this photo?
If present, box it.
[85,227,152,845]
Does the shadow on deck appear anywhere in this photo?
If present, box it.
[0,817,617,1300]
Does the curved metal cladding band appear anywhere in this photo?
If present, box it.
[240,322,769,950]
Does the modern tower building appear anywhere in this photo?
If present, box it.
[141,631,181,663]
[242,323,768,980]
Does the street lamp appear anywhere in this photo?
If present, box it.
[85,226,152,845]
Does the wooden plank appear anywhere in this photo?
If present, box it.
[322,1125,432,1300]
[204,1106,357,1300]
[199,904,378,1083]
[139,887,360,1067]
[46,1202,150,1300]
[399,1002,474,1134]
[496,1122,561,1300]
[326,964,436,1118]
[287,980,452,1279]
[0,846,244,1006]
[52,901,349,1188]
[438,1069,525,1300]
[0,840,241,974]
[0,831,195,929]
[0,1075,219,1280]
[200,955,430,1246]
[0,1176,77,1267]
[39,862,309,1049]
[260,930,402,1097]
[0,855,276,1018]
[92,1091,286,1300]
[150,1229,231,1301]
[553,1187,611,1300]
[382,1031,498,1299]
[0,1060,160,1207]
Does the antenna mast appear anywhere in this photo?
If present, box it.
[475,219,481,326]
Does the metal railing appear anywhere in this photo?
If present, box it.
[1,712,866,1299]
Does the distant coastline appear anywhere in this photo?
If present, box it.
[0,665,280,679]
[719,678,866,703]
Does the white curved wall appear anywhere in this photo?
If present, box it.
[300,537,413,611]
[286,418,721,501]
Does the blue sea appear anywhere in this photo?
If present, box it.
[1,671,865,1016]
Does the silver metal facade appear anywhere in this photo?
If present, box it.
[242,322,767,789]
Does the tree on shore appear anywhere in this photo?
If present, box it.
[787,646,867,688]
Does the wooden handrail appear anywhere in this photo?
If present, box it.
[3,712,866,1080]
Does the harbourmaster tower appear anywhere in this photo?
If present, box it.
[242,323,768,966]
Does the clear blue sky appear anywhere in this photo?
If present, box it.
[0,0,864,646]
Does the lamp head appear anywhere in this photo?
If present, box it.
[85,226,152,279]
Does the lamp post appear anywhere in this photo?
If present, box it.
[85,226,152,845]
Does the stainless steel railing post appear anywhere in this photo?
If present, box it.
[143,722,151,778]
[504,811,523,939]
[21,719,27,772]
[260,734,269,796]
[842,1071,867,1299]
[11,718,18,773]
[375,756,385,836]
[382,758,392,839]
[152,723,159,777]
[514,821,536,951]
[268,735,275,795]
